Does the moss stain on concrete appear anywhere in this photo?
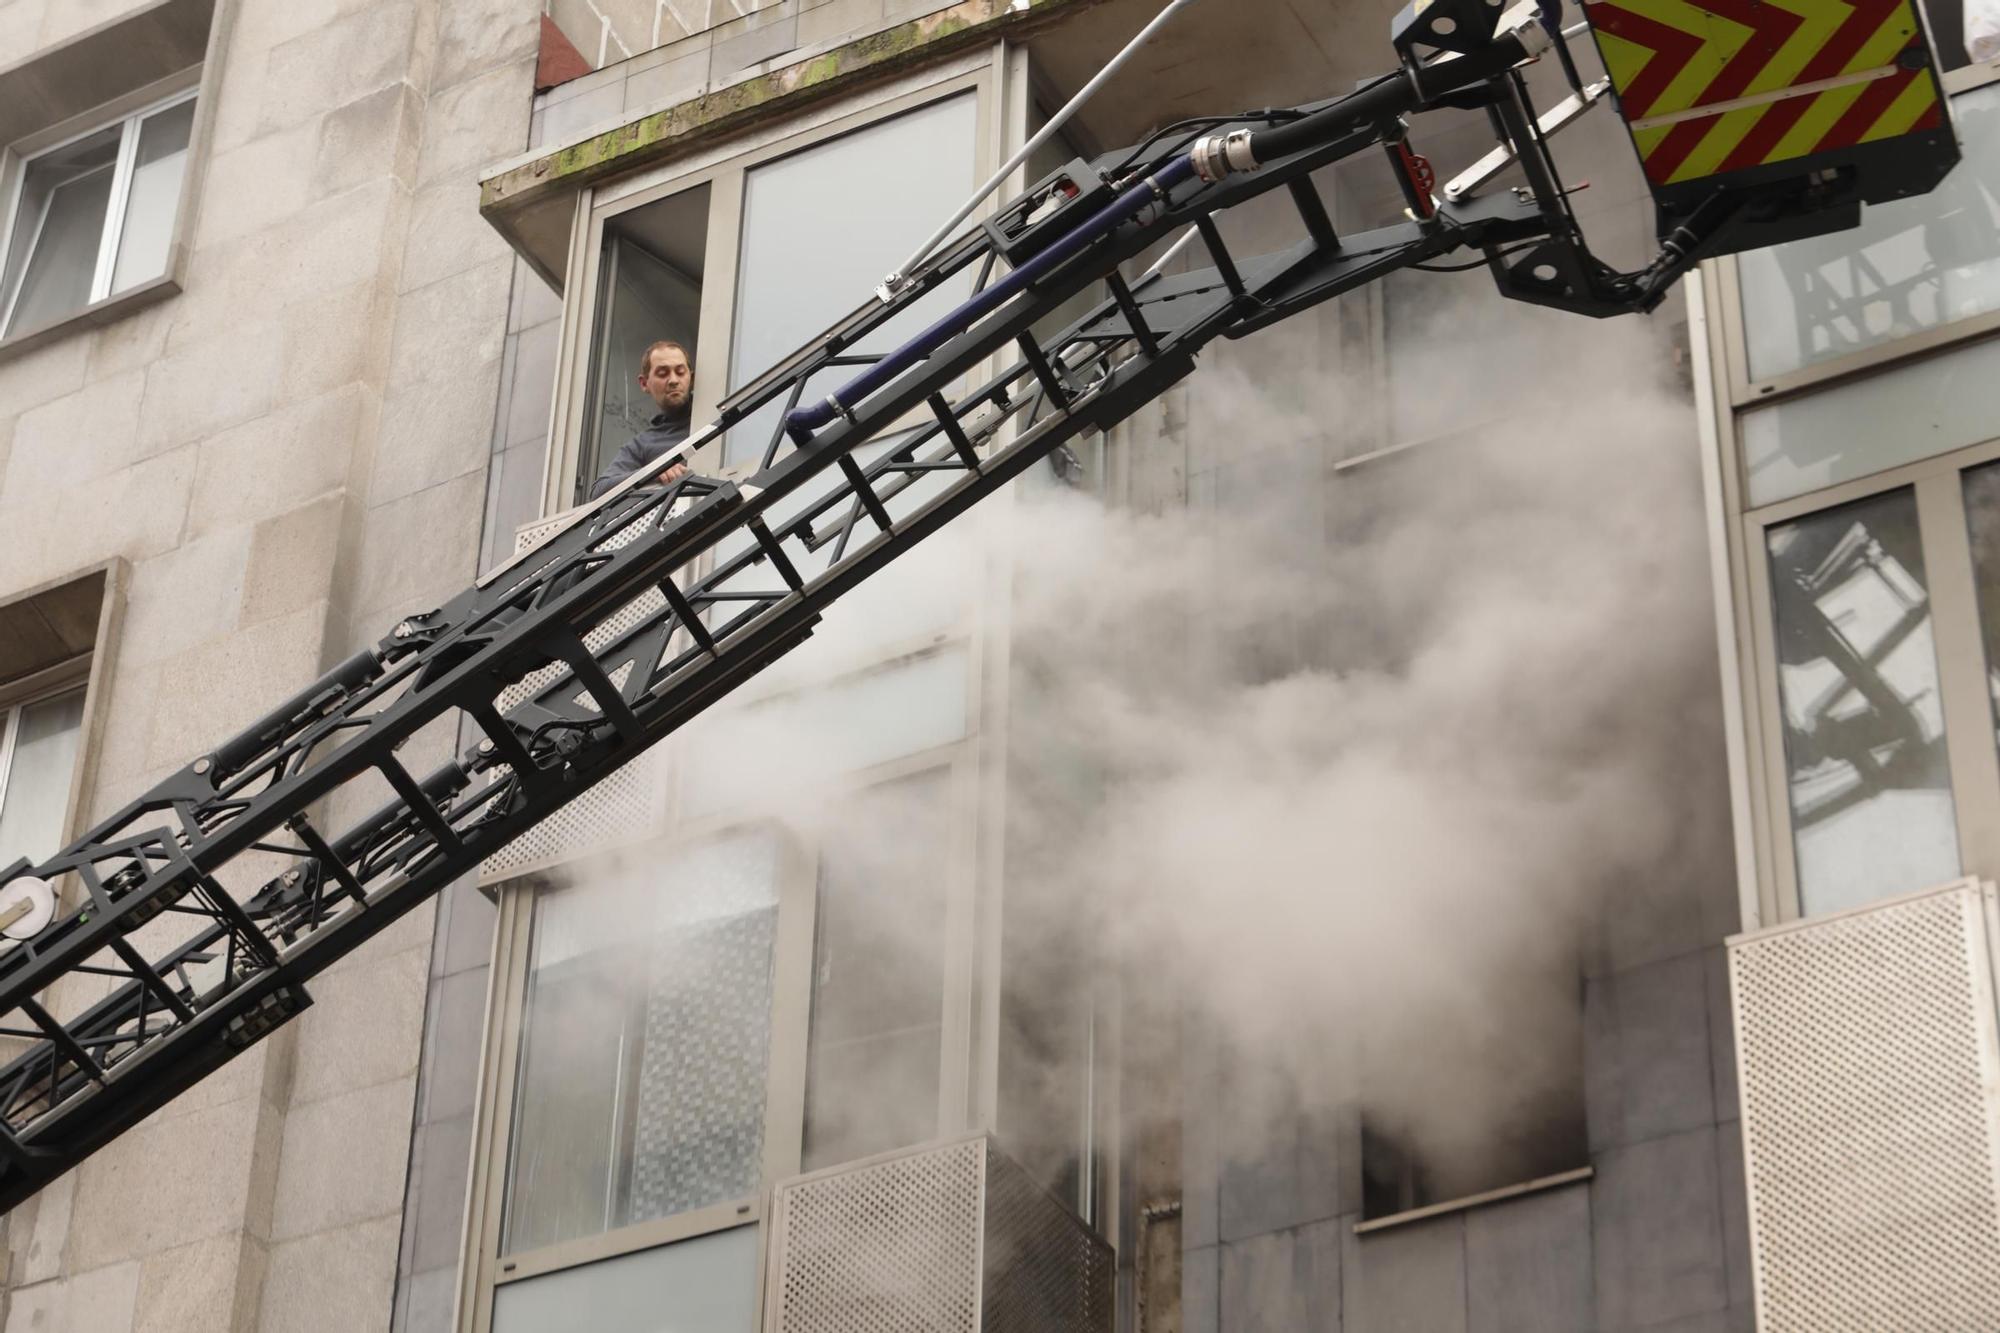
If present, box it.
[483,0,1097,212]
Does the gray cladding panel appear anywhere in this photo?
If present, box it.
[1342,1215,1467,1333]
[1464,1185,1591,1333]
[1219,1220,1341,1333]
[1591,1128,1729,1329]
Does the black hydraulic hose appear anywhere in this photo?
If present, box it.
[1247,33,1538,165]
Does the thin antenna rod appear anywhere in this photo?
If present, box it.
[876,0,1204,301]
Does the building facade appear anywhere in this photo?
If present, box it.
[0,0,1995,1329]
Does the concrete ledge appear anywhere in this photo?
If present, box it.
[478,0,1105,285]
[0,0,215,149]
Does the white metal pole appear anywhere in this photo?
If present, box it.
[877,0,1203,300]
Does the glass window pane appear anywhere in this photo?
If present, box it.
[2,127,120,336]
[110,98,196,295]
[0,690,86,868]
[725,94,978,468]
[503,830,781,1254]
[1767,489,1959,914]
[802,773,950,1171]
[1738,84,2000,383]
[1740,333,2000,508]
[1959,459,2000,755]
[492,1224,759,1333]
[677,646,969,819]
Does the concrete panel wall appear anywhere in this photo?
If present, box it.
[0,0,539,1328]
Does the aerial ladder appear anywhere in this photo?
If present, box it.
[0,0,1960,1212]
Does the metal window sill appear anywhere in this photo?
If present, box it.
[1353,1165,1595,1235]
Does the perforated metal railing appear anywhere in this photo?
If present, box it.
[765,1135,1112,1333]
[1730,880,2000,1332]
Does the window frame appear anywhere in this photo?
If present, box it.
[0,77,201,348]
[537,52,1002,516]
[1694,244,2000,928]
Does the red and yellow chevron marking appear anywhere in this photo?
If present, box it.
[1586,0,1943,185]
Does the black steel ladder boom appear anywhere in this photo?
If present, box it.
[0,9,1867,1211]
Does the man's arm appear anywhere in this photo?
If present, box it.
[588,436,654,501]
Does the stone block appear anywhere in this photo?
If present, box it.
[348,471,484,623]
[408,1114,474,1273]
[1586,952,1716,1152]
[191,125,320,250]
[271,1076,418,1241]
[289,945,427,1106]
[136,318,288,456]
[417,968,489,1123]
[371,354,501,506]
[281,278,399,395]
[242,496,344,627]
[401,180,513,295]
[258,1,422,137]
[5,368,150,494]
[133,1233,258,1333]
[258,1215,400,1333]
[1465,1185,1591,1333]
[1,1,44,66]
[144,603,329,770]
[387,259,512,392]
[1221,1220,1341,1333]
[0,328,91,422]
[117,529,254,669]
[2,1260,139,1333]
[172,180,407,354]
[797,0,883,50]
[85,300,176,381]
[67,1092,270,1270]
[434,0,540,92]
[1591,1128,1729,1329]
[185,386,368,538]
[416,59,536,189]
[0,446,196,591]
[1343,1215,1464,1333]
[315,84,425,197]
[505,318,559,448]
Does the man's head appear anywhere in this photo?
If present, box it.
[638,340,693,415]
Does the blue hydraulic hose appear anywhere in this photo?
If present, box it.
[784,153,1200,442]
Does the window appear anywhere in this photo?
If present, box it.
[1736,82,2000,391]
[0,90,195,339]
[501,828,794,1256]
[575,185,710,507]
[0,688,86,869]
[1766,489,1959,914]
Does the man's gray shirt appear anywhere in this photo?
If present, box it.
[589,409,693,500]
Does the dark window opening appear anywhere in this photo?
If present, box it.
[575,182,709,508]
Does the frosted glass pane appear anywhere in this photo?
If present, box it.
[111,99,195,294]
[1767,490,1959,915]
[492,1225,759,1333]
[1741,334,2000,508]
[504,831,779,1253]
[0,691,85,868]
[678,646,968,817]
[1739,84,2000,382]
[725,94,977,467]
[2,127,120,336]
